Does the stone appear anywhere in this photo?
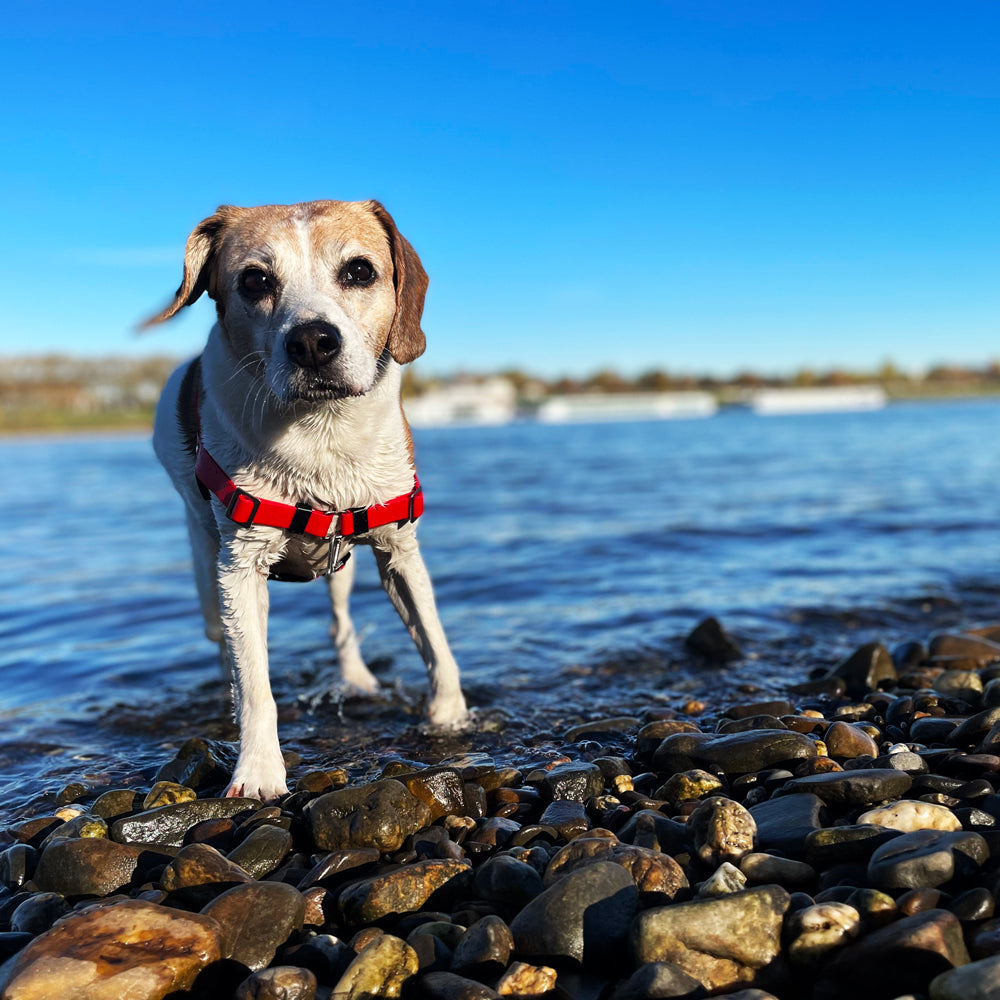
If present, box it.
[738,853,814,890]
[403,768,466,821]
[450,915,514,976]
[857,799,962,832]
[697,862,747,898]
[538,762,605,803]
[656,730,818,776]
[201,881,306,971]
[688,797,756,866]
[332,933,419,999]
[110,797,259,848]
[828,642,897,699]
[509,860,638,969]
[632,885,790,993]
[34,838,172,897]
[338,860,473,925]
[159,842,254,904]
[0,899,222,999]
[777,769,913,805]
[820,909,970,998]
[749,793,826,856]
[90,789,143,821]
[934,670,983,702]
[8,893,69,936]
[473,855,544,905]
[537,800,589,839]
[298,847,381,889]
[154,736,231,789]
[142,781,197,809]
[685,617,743,662]
[803,824,900,867]
[824,721,880,759]
[565,718,640,741]
[418,971,499,1000]
[612,961,708,1000]
[234,965,318,1000]
[930,953,1000,999]
[867,829,989,890]
[654,770,724,805]
[785,902,860,965]
[495,961,558,996]
[227,823,293,879]
[0,845,37,887]
[544,838,687,901]
[305,780,433,852]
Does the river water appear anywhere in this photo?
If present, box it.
[2,399,999,819]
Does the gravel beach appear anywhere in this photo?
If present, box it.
[5,622,1000,999]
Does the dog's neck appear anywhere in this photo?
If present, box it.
[199,327,415,509]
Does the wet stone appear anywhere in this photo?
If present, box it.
[0,899,223,999]
[948,886,995,922]
[202,880,306,972]
[688,797,757,867]
[450,915,514,976]
[419,971,500,1000]
[9,892,69,936]
[929,953,1000,999]
[537,799,589,839]
[658,729,818,777]
[495,961,558,997]
[565,717,640,741]
[34,838,172,897]
[819,909,970,999]
[739,853,814,890]
[509,860,638,969]
[235,965,318,1000]
[110,797,259,848]
[333,933,419,1000]
[867,829,990,891]
[227,822,293,879]
[778,768,913,805]
[305,779,433,853]
[0,844,37,887]
[654,769,723,805]
[538,762,605,803]
[824,721,880,759]
[828,641,898,699]
[298,847,381,890]
[749,793,825,857]
[89,788,143,821]
[143,780,197,810]
[159,842,254,904]
[612,961,708,1000]
[338,859,473,925]
[685,616,743,662]
[698,862,747,898]
[632,885,791,994]
[785,902,860,966]
[473,854,544,905]
[804,825,901,867]
[403,768,466,821]
[154,736,231,790]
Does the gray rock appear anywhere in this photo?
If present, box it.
[632,885,790,994]
[450,915,514,976]
[473,855,544,905]
[803,824,901,867]
[749,793,826,856]
[202,881,306,971]
[612,961,708,1000]
[867,829,989,890]
[930,953,1000,999]
[777,769,913,805]
[8,893,69,936]
[828,642,897,699]
[686,617,743,662]
[305,779,433,852]
[656,730,818,776]
[510,860,638,969]
[418,971,500,1000]
[820,909,970,999]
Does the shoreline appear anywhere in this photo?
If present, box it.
[3,621,1000,997]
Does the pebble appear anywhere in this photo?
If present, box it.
[8,623,1000,998]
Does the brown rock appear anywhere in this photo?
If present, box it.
[34,838,172,897]
[824,721,879,759]
[333,933,419,999]
[495,961,557,996]
[544,838,687,901]
[0,899,222,999]
[688,797,757,866]
[339,860,473,925]
[160,842,253,905]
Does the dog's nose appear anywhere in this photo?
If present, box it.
[285,322,342,369]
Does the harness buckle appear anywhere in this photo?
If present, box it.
[326,535,352,575]
[225,488,261,525]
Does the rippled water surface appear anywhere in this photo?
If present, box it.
[3,399,1000,818]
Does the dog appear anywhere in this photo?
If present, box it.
[146,200,468,802]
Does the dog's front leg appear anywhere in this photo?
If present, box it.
[372,531,468,726]
[325,553,380,693]
[217,545,288,801]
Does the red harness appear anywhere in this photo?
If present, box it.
[195,442,423,540]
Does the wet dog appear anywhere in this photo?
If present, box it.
[147,201,467,801]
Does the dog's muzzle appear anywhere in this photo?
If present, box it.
[285,321,342,370]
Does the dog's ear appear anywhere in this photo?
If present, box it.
[140,207,234,328]
[369,201,428,364]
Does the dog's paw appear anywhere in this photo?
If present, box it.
[427,692,471,729]
[225,757,289,803]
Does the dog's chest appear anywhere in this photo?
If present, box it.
[270,534,344,583]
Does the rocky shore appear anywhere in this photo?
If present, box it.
[5,623,1000,999]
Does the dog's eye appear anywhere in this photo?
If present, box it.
[340,258,376,288]
[239,267,276,299]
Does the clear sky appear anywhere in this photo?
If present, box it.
[2,1,998,379]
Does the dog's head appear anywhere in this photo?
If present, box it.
[144,200,428,403]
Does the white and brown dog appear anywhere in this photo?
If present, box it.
[147,200,467,802]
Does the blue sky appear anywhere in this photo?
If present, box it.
[2,1,998,378]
